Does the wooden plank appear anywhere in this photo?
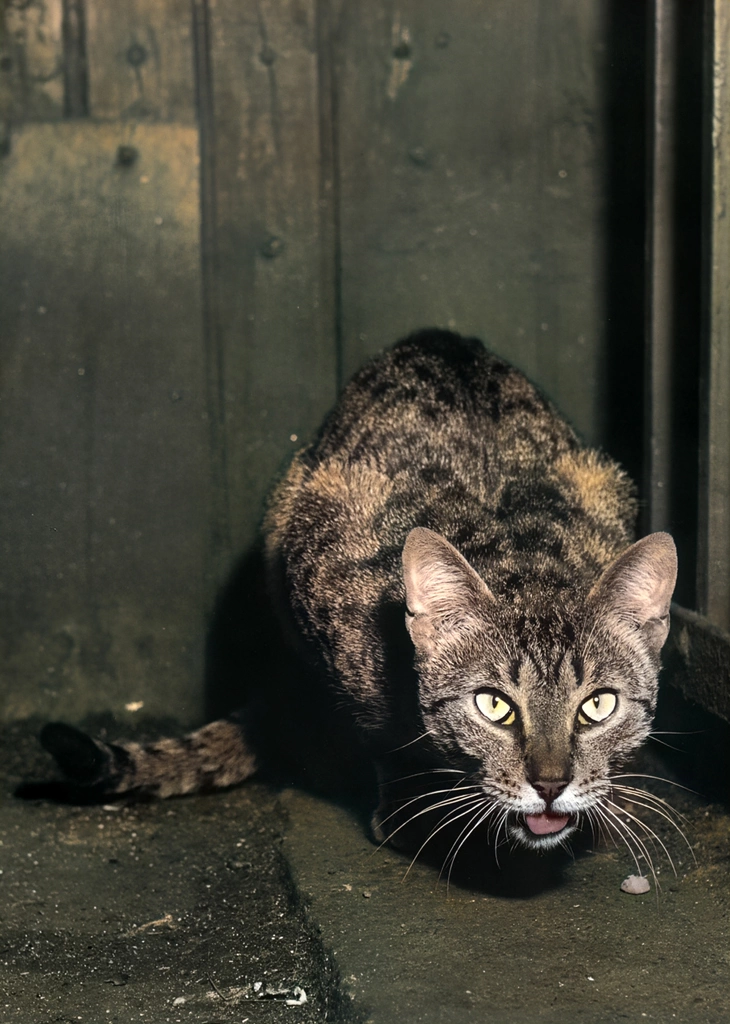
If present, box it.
[2,0,65,122]
[0,122,207,724]
[206,0,338,556]
[665,605,730,725]
[85,0,196,122]
[334,0,607,444]
[644,0,677,536]
[698,0,730,630]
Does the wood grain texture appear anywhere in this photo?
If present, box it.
[207,0,338,555]
[85,0,195,122]
[333,0,607,445]
[698,0,730,630]
[0,123,207,723]
[3,0,65,121]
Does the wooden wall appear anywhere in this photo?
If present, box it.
[0,0,611,725]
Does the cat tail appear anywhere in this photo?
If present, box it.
[17,717,258,803]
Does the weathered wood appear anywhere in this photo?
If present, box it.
[85,0,196,122]
[206,0,338,555]
[0,123,207,723]
[665,605,730,725]
[3,0,65,122]
[698,1,730,630]
[333,0,607,444]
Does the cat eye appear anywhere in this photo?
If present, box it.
[577,690,617,726]
[475,691,517,726]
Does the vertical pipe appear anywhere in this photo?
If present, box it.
[62,0,89,117]
[645,0,677,538]
[698,1,730,629]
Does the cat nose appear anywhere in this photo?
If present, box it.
[532,780,568,806]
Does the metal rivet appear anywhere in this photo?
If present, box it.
[259,45,276,66]
[116,144,139,167]
[408,147,429,167]
[260,235,284,259]
[126,43,148,67]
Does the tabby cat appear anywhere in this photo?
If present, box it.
[32,330,677,859]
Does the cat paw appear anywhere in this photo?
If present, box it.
[15,723,115,804]
[39,722,111,784]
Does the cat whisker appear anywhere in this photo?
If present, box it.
[583,806,600,849]
[380,767,469,787]
[610,783,691,828]
[609,772,699,796]
[402,797,490,883]
[378,789,483,854]
[649,729,704,736]
[608,786,696,867]
[443,801,499,891]
[595,802,660,886]
[404,797,490,879]
[609,794,690,843]
[374,780,481,837]
[587,805,619,853]
[593,803,650,880]
[648,736,686,753]
[491,805,513,868]
[385,730,437,754]
[605,799,678,878]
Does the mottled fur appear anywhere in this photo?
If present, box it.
[31,331,677,856]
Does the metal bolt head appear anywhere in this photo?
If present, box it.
[116,145,139,167]
[126,43,148,67]
[260,235,284,259]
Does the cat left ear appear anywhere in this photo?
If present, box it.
[590,532,677,656]
[402,528,494,655]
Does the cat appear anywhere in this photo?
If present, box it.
[28,329,677,862]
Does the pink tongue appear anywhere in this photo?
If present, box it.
[525,813,570,835]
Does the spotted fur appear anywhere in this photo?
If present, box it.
[34,331,677,855]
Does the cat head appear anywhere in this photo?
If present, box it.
[402,527,677,851]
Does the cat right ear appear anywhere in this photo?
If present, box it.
[589,532,677,658]
[402,528,494,656]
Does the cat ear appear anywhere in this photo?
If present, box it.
[589,532,677,655]
[402,527,494,655]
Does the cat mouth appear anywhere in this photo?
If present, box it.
[510,811,577,848]
[524,811,572,836]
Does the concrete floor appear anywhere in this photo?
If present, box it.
[2,718,729,1024]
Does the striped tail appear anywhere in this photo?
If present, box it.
[24,719,258,802]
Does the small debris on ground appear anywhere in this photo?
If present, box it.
[620,874,651,895]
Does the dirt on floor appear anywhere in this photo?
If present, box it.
[1,716,729,1024]
[0,718,357,1024]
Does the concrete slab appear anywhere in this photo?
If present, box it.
[0,720,351,1024]
[281,774,730,1024]
[2,719,730,1024]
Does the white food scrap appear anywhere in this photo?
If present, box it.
[620,874,651,895]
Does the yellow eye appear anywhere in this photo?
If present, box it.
[475,691,516,726]
[578,691,617,726]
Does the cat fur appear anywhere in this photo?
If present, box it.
[29,330,677,854]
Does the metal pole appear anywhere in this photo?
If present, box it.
[645,0,678,538]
